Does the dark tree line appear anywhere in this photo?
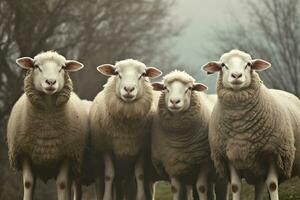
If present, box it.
[212,0,300,97]
[0,0,181,199]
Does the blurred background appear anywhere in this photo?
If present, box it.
[0,0,300,199]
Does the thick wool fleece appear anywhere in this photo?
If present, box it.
[7,71,88,181]
[90,76,154,161]
[151,91,213,181]
[210,72,300,184]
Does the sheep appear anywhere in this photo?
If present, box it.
[89,59,162,200]
[7,51,89,200]
[202,49,300,200]
[151,70,226,200]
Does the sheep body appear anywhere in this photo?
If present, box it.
[151,70,215,183]
[90,76,153,161]
[7,68,88,181]
[210,72,300,184]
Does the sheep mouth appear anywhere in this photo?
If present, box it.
[122,94,136,102]
[44,87,57,94]
[168,106,182,111]
[231,80,243,85]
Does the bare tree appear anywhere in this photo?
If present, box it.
[0,0,181,199]
[212,0,300,96]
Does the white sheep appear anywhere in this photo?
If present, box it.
[202,49,300,200]
[7,51,89,200]
[151,70,226,200]
[89,59,162,200]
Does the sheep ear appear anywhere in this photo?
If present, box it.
[202,61,222,74]
[146,67,162,78]
[65,60,84,72]
[16,57,34,69]
[193,83,207,91]
[152,82,164,91]
[251,59,271,71]
[97,64,117,76]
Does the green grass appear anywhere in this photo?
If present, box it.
[155,178,300,200]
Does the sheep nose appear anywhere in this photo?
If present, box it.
[170,99,181,105]
[45,79,57,86]
[231,73,242,79]
[124,86,135,93]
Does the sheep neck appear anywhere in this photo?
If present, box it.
[24,71,72,110]
[104,76,153,120]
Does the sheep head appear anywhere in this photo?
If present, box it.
[16,51,84,95]
[152,70,207,113]
[202,49,271,90]
[97,59,161,103]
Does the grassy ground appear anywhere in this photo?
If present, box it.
[155,178,300,200]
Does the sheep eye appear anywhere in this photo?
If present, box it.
[185,87,192,93]
[139,73,146,80]
[221,63,229,70]
[245,62,251,69]
[118,74,122,79]
[34,65,42,72]
[59,66,65,72]
[163,86,169,92]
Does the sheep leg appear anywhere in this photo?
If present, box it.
[22,158,35,200]
[103,152,115,200]
[170,177,181,200]
[266,162,279,200]
[254,181,264,200]
[95,175,104,200]
[186,185,193,200]
[135,155,146,200]
[72,180,82,200]
[56,160,71,200]
[229,163,241,200]
[196,168,209,200]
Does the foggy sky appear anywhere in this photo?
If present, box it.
[171,0,248,91]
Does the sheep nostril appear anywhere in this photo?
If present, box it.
[45,79,56,86]
[170,99,181,105]
[231,73,242,79]
[124,86,135,93]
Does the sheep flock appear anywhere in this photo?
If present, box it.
[6,49,300,200]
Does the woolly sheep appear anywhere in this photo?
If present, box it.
[202,49,300,200]
[7,51,88,200]
[151,70,226,200]
[89,59,162,200]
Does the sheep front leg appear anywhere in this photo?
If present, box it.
[135,155,146,200]
[229,163,241,200]
[95,175,104,200]
[170,177,181,200]
[103,152,115,200]
[56,160,71,200]
[22,158,35,200]
[196,167,210,200]
[266,161,279,200]
[254,180,264,200]
[72,180,82,200]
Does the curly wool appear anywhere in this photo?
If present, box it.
[210,71,298,184]
[90,76,154,161]
[152,91,212,180]
[7,71,88,181]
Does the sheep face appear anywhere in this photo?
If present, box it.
[16,51,83,95]
[153,80,207,113]
[97,59,162,103]
[202,49,271,90]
